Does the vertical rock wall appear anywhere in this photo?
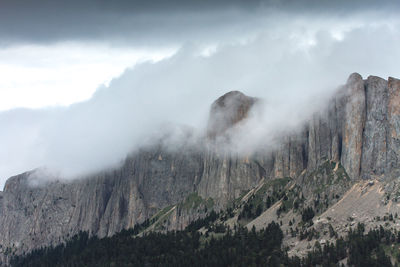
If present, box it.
[1,73,400,261]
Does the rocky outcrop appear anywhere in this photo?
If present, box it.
[341,73,365,179]
[387,77,400,173]
[304,73,400,181]
[207,91,258,138]
[1,73,400,263]
[361,76,389,179]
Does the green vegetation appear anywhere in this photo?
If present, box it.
[310,160,350,195]
[185,210,219,232]
[232,189,251,207]
[150,205,174,223]
[180,193,214,211]
[299,227,319,241]
[296,160,353,218]
[125,205,176,234]
[277,185,304,216]
[335,163,350,182]
[11,218,400,267]
[11,222,287,267]
[8,164,398,267]
[294,223,397,266]
[238,177,292,222]
[301,206,315,223]
[259,177,291,195]
[152,205,176,230]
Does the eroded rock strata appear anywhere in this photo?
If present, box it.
[1,73,400,263]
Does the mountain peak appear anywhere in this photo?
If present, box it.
[207,91,257,138]
[346,72,363,84]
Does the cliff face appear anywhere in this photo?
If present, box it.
[1,73,400,262]
[302,73,400,181]
[0,147,204,257]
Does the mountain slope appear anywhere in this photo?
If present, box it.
[1,73,400,264]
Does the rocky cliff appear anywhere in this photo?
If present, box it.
[207,90,258,138]
[1,73,400,263]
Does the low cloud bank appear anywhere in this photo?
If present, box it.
[1,19,400,188]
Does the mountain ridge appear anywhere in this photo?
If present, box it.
[1,73,400,264]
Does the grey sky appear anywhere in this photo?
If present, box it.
[1,0,399,46]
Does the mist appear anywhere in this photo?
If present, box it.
[1,13,400,189]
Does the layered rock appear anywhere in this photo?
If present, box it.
[0,148,204,261]
[361,76,389,179]
[340,73,365,179]
[1,73,400,263]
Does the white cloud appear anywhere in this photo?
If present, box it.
[0,14,400,189]
[0,43,176,110]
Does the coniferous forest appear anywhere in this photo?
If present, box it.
[10,215,400,267]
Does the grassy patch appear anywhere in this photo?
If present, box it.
[180,193,214,211]
[150,205,174,222]
[382,244,400,264]
[256,177,291,196]
[311,160,350,194]
[231,189,252,207]
[238,177,293,222]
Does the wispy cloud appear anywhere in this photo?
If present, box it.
[0,5,399,188]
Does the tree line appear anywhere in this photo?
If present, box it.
[11,218,399,266]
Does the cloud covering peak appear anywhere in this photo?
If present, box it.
[0,1,400,188]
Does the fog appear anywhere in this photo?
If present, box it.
[1,10,400,189]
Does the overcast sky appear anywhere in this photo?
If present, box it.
[0,0,400,188]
